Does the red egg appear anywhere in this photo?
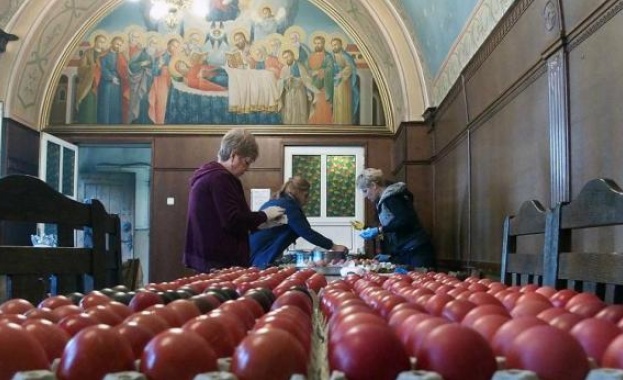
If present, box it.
[570,318,621,366]
[506,325,590,380]
[417,323,497,380]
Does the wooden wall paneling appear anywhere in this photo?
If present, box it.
[150,169,196,283]
[406,124,432,162]
[433,139,469,268]
[469,75,550,269]
[239,170,284,199]
[561,0,610,35]
[405,164,433,236]
[434,82,468,154]
[5,120,39,176]
[363,138,393,172]
[153,136,222,169]
[568,7,623,192]
[392,126,406,173]
[464,0,558,121]
[566,5,623,253]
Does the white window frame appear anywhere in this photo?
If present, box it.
[284,146,365,252]
[39,132,78,199]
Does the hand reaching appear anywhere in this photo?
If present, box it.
[359,227,379,240]
[374,254,391,262]
[331,244,349,253]
[262,206,285,221]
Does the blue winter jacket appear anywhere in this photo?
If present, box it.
[250,194,334,268]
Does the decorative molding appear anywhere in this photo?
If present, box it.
[568,0,623,51]
[435,75,464,117]
[0,0,25,29]
[467,62,547,135]
[543,1,558,32]
[547,50,569,204]
[432,0,515,105]
[12,0,100,125]
[462,0,534,81]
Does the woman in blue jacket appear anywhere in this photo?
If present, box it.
[250,176,348,268]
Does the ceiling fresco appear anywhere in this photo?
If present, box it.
[0,0,511,130]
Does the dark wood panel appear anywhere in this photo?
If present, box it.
[151,170,196,283]
[4,120,39,176]
[465,0,559,121]
[562,0,609,36]
[405,165,433,235]
[434,83,467,154]
[406,124,432,162]
[433,141,469,265]
[470,76,550,265]
[568,9,623,201]
[154,136,222,169]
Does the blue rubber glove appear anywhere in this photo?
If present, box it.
[374,253,391,262]
[359,227,380,240]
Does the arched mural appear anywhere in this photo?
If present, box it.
[50,0,381,128]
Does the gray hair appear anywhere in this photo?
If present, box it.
[356,168,385,190]
[217,128,259,161]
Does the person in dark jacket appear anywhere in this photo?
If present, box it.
[356,168,435,269]
[183,128,285,272]
[250,176,348,268]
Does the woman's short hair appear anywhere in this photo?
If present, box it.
[356,168,385,190]
[218,128,259,161]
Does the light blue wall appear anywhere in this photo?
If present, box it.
[403,0,479,77]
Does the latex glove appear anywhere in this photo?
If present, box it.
[359,227,380,240]
[350,220,365,230]
[263,206,285,221]
[374,253,391,262]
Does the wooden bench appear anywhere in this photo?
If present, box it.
[500,200,547,287]
[0,175,122,304]
[544,178,623,303]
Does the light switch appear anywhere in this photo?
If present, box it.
[166,197,175,206]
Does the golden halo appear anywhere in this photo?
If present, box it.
[263,32,284,53]
[278,42,299,65]
[329,32,349,47]
[184,28,205,44]
[229,26,250,44]
[283,25,306,45]
[250,42,268,62]
[124,26,146,46]
[109,33,127,49]
[145,32,164,51]
[88,30,110,47]
[309,31,330,51]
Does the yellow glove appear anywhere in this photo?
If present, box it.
[350,220,365,230]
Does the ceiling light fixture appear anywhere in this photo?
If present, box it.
[149,0,209,29]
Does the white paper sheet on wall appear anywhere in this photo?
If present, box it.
[250,188,271,211]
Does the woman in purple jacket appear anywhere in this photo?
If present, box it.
[183,128,284,272]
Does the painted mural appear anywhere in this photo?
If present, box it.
[52,0,368,127]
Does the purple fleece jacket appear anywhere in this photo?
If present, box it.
[183,161,268,272]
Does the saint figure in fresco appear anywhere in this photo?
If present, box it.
[307,34,334,124]
[278,48,318,124]
[97,36,130,124]
[76,34,107,124]
[129,34,159,124]
[330,37,359,125]
[148,38,180,124]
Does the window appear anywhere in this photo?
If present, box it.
[284,146,365,252]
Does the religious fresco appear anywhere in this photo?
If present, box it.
[51,0,371,127]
